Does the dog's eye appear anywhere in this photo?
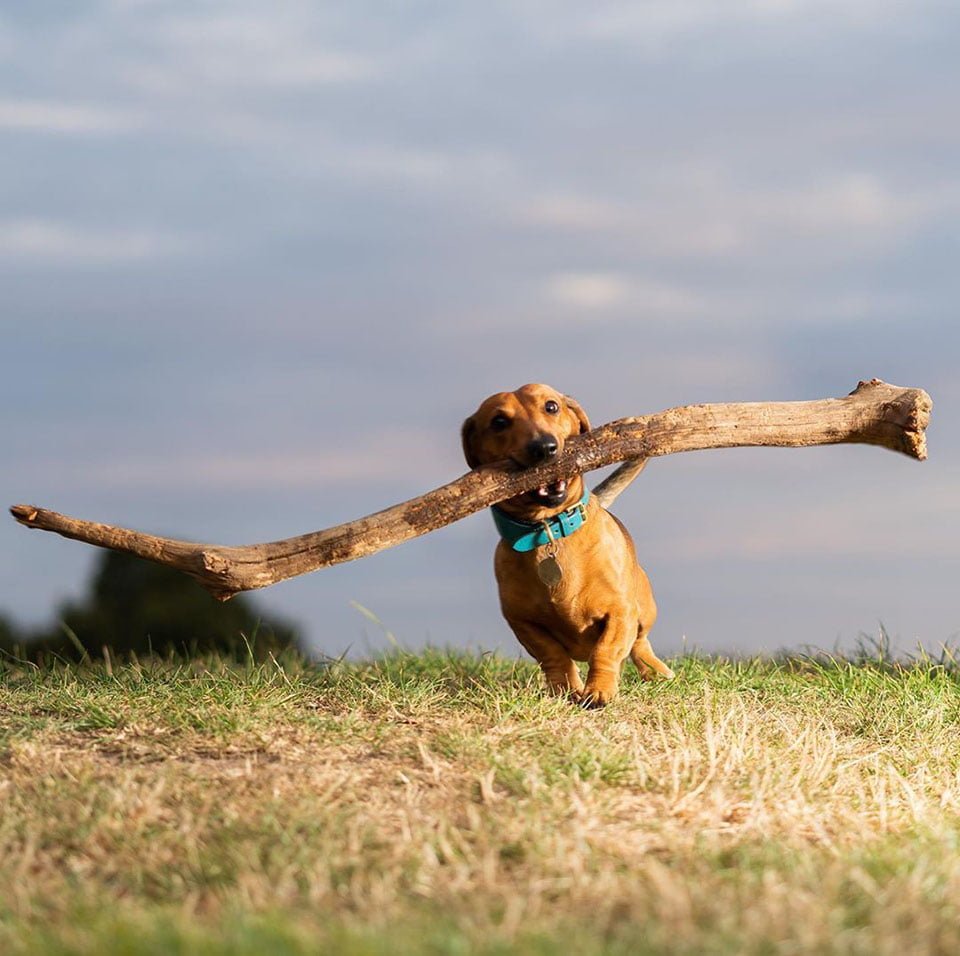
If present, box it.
[544,400,559,414]
[490,414,511,432]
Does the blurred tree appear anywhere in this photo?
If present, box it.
[0,613,21,655]
[1,551,302,662]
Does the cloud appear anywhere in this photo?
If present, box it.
[661,492,959,562]
[66,428,451,492]
[543,272,704,317]
[742,174,945,235]
[570,0,925,48]
[518,195,627,231]
[515,171,955,268]
[544,272,631,310]
[519,197,745,258]
[0,219,196,264]
[199,113,510,189]
[0,97,142,134]
[123,10,380,94]
[498,0,928,61]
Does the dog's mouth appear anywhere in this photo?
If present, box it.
[527,478,568,508]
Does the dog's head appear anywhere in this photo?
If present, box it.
[461,383,591,520]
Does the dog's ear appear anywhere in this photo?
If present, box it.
[564,395,591,434]
[461,416,481,468]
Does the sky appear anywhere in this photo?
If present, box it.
[2,1,958,660]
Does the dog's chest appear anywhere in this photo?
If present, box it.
[495,513,635,641]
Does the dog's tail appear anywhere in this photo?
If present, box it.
[592,458,648,509]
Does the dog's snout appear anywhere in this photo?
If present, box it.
[526,435,559,463]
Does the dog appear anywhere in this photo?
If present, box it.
[462,383,673,707]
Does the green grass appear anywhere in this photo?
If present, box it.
[1,647,959,954]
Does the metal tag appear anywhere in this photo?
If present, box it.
[537,556,563,587]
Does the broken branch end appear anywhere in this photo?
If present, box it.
[10,504,39,525]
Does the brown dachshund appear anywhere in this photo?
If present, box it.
[462,383,673,707]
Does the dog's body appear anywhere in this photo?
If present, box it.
[462,384,673,707]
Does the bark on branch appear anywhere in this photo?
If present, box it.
[10,379,931,600]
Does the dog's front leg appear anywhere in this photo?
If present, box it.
[506,619,584,698]
[581,615,637,708]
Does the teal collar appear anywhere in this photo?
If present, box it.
[491,489,590,553]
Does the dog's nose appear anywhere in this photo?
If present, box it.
[526,435,559,463]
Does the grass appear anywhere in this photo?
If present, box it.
[1,645,959,954]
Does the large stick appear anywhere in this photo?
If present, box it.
[10,380,931,600]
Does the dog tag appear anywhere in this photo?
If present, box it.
[537,556,563,587]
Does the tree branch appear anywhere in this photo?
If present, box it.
[10,379,931,600]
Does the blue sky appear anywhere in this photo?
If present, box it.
[2,1,958,658]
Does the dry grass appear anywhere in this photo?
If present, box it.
[1,648,959,954]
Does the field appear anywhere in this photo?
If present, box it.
[1,646,959,955]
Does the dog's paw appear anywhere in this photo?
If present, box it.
[638,664,675,681]
[548,680,585,701]
[578,682,618,709]
[632,653,675,682]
